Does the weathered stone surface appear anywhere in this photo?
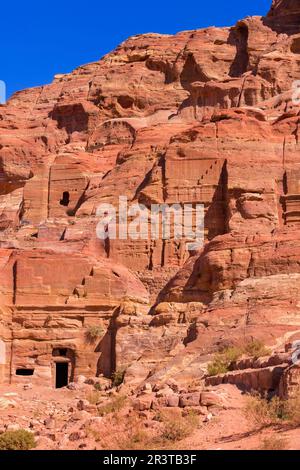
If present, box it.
[267,1,300,32]
[200,391,227,408]
[0,0,300,398]
[179,392,201,408]
[77,399,97,413]
[279,364,300,399]
[166,394,180,408]
[206,365,288,393]
[132,394,153,411]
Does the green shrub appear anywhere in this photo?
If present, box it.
[245,394,289,427]
[155,410,199,444]
[244,340,270,359]
[161,420,190,442]
[98,395,127,417]
[94,382,102,392]
[85,325,104,343]
[207,346,243,376]
[207,361,229,377]
[0,429,36,450]
[112,368,126,387]
[207,340,270,377]
[121,410,199,450]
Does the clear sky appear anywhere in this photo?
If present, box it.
[1,0,271,98]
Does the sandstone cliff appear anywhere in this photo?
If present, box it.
[0,0,300,392]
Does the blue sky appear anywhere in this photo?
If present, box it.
[1,0,271,98]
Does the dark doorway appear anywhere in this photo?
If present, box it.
[16,368,34,376]
[55,362,69,388]
[60,191,70,207]
[52,348,75,383]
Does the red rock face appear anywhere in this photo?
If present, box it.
[0,0,300,387]
[268,0,300,22]
[266,1,300,34]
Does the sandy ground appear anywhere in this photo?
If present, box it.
[0,383,299,450]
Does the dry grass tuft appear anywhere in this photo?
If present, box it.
[98,395,127,417]
[245,390,300,429]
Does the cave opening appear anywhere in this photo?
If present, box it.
[16,368,34,376]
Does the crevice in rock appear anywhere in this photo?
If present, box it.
[228,23,249,77]
[96,306,120,378]
[67,181,90,217]
[12,261,17,305]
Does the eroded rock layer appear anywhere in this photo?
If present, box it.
[0,0,300,389]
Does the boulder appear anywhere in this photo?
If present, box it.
[179,392,201,408]
[132,394,154,411]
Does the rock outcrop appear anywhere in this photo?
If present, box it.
[267,0,300,31]
[0,0,300,394]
